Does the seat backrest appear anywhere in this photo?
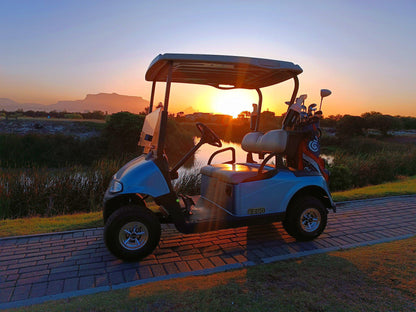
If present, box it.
[241,130,288,154]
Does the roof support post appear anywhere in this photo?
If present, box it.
[255,88,263,132]
[157,61,173,159]
[148,81,156,113]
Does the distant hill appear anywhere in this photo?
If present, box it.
[0,93,149,114]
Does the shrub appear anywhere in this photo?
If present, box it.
[0,159,124,219]
[102,112,144,158]
[336,115,365,138]
[0,134,107,167]
[329,164,353,191]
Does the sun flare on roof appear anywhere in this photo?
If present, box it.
[210,89,258,118]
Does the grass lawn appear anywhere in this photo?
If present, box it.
[0,212,103,238]
[332,175,416,202]
[9,236,416,312]
[0,175,415,238]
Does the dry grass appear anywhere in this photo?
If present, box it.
[332,236,416,302]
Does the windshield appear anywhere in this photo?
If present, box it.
[138,108,162,154]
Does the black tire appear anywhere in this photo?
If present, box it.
[283,196,327,241]
[104,205,161,261]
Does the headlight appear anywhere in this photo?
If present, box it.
[109,180,123,193]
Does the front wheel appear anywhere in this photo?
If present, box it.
[104,205,161,261]
[283,196,327,241]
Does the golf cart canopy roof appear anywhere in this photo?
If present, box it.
[145,53,303,89]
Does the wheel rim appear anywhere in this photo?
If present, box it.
[118,221,149,251]
[300,208,321,232]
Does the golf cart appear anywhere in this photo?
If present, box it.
[103,53,336,261]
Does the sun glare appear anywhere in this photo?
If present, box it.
[210,89,257,118]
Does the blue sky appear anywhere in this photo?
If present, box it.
[0,0,415,116]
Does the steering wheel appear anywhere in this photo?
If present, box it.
[196,122,222,147]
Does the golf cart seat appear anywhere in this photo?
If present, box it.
[200,163,272,185]
[241,130,288,154]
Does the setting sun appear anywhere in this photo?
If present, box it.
[210,89,258,118]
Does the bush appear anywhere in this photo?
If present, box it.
[329,145,416,191]
[0,160,123,219]
[102,112,144,158]
[329,164,353,191]
[0,134,107,167]
[336,115,365,138]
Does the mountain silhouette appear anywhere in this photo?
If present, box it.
[0,93,149,114]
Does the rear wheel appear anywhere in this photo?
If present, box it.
[104,205,161,261]
[283,196,327,241]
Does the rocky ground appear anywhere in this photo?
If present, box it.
[0,118,103,138]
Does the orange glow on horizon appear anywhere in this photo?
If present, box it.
[209,89,258,118]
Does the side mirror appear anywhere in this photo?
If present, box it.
[320,89,332,98]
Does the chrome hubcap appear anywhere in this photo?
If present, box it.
[119,222,148,251]
[300,208,321,232]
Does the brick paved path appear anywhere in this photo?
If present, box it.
[1,195,416,309]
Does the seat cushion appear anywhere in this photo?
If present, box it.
[241,132,264,153]
[200,163,267,184]
[241,130,287,154]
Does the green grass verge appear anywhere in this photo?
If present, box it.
[9,236,416,311]
[1,175,415,238]
[0,212,103,238]
[332,175,416,202]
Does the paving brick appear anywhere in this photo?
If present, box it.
[198,258,215,269]
[0,281,16,289]
[162,263,179,275]
[187,260,203,271]
[109,271,125,285]
[47,280,64,296]
[11,284,31,301]
[157,252,179,259]
[6,273,19,282]
[0,253,26,262]
[138,266,153,279]
[95,274,108,287]
[158,256,182,264]
[49,270,78,281]
[0,287,14,303]
[30,282,48,298]
[219,254,237,264]
[19,270,50,280]
[50,265,79,274]
[180,253,203,261]
[79,262,105,271]
[150,264,166,277]
[123,269,139,282]
[0,268,18,277]
[79,276,95,290]
[178,248,201,256]
[79,268,106,277]
[202,249,224,258]
[232,254,248,263]
[77,256,103,265]
[17,275,48,286]
[63,277,79,292]
[0,260,18,268]
[209,256,226,267]
[7,261,41,271]
[175,261,191,273]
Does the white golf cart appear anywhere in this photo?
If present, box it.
[103,53,336,261]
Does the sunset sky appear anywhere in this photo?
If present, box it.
[1,0,415,117]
